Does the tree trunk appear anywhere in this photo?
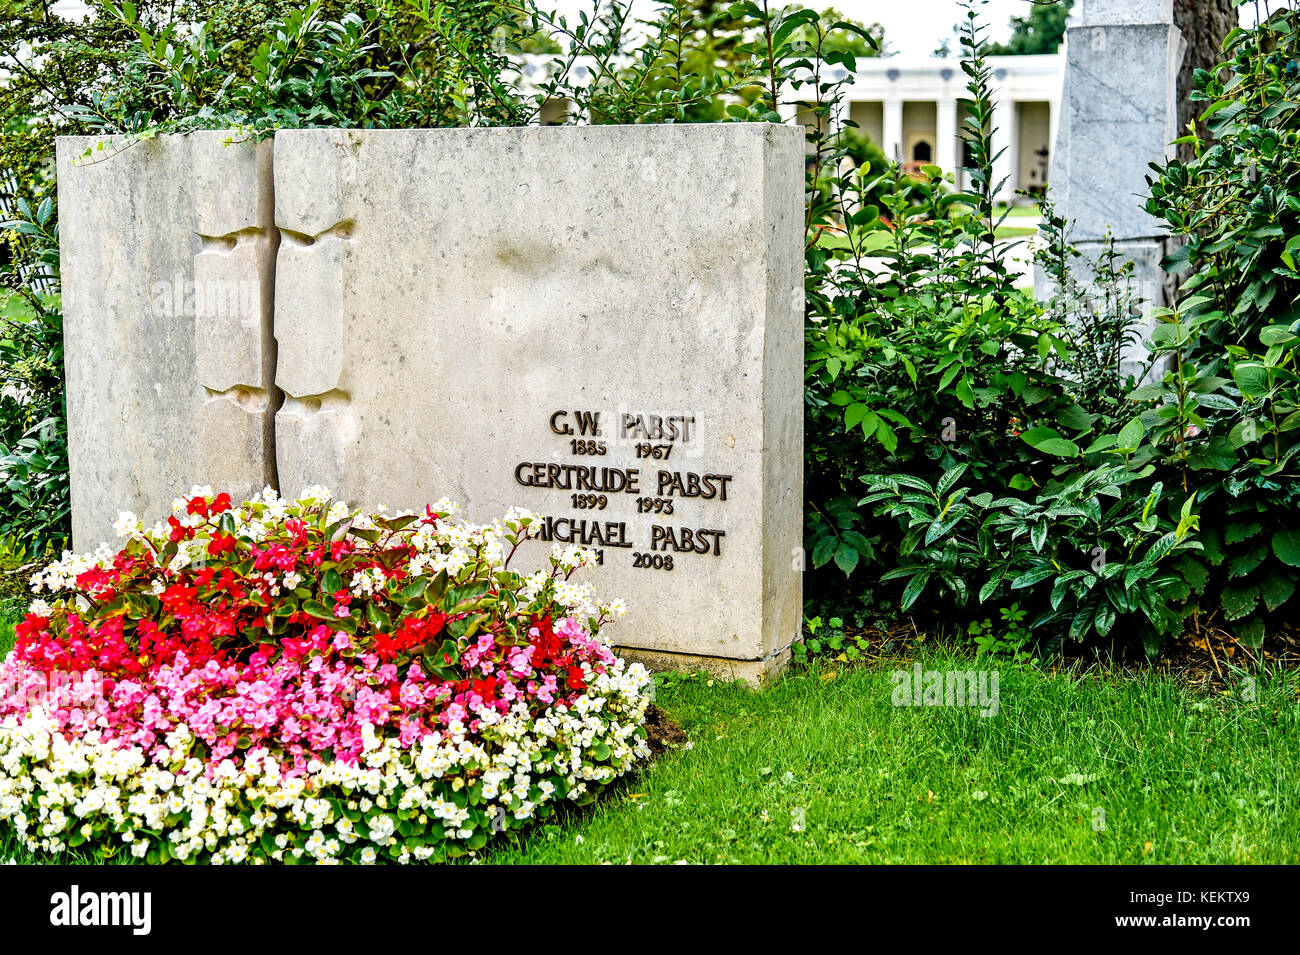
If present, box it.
[1174,0,1237,160]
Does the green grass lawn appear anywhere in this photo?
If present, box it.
[2,599,1295,865]
[1,296,33,321]
[994,203,1041,219]
[813,230,895,254]
[994,225,1039,240]
[0,597,19,657]
[477,662,1298,864]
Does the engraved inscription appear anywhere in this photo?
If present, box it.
[517,407,730,570]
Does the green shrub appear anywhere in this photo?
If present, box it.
[802,5,1130,627]
[0,198,68,554]
[802,3,1300,658]
[861,463,1200,653]
[1138,6,1300,646]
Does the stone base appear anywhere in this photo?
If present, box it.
[613,644,793,688]
[1033,236,1174,383]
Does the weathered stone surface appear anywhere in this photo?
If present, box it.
[1052,21,1182,242]
[1081,0,1172,26]
[57,132,277,548]
[618,644,793,688]
[1038,1,1183,335]
[272,125,804,664]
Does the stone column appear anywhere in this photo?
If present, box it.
[882,97,903,163]
[992,96,1019,204]
[936,98,959,175]
[1035,0,1184,373]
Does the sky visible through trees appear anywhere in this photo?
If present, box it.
[548,0,1276,57]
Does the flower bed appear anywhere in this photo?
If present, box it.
[0,488,651,863]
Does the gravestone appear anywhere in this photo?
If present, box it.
[1038,0,1185,373]
[57,124,805,682]
[1049,0,1182,243]
[57,132,278,549]
[272,125,804,680]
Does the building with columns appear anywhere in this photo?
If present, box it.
[808,54,1064,203]
[517,51,1063,203]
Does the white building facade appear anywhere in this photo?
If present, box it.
[806,54,1064,202]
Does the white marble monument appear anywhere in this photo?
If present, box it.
[1036,0,1185,375]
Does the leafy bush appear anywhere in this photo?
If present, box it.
[801,3,1300,659]
[0,195,68,554]
[98,0,547,134]
[802,7,1097,596]
[0,488,650,863]
[1137,6,1300,646]
[798,2,1216,658]
[862,463,1200,653]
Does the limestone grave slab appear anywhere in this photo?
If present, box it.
[57,132,277,548]
[271,125,804,671]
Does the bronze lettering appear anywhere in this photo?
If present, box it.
[549,410,574,435]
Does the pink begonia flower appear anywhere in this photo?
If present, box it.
[535,675,558,704]
[556,616,585,639]
[508,645,535,677]
[1,587,622,780]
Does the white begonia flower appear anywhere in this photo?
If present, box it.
[113,511,141,538]
[297,485,333,503]
[26,598,54,617]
